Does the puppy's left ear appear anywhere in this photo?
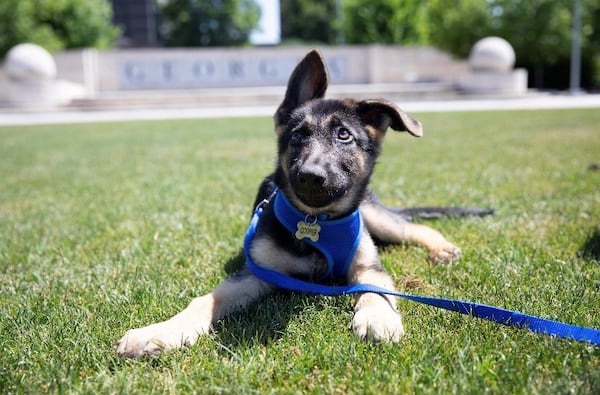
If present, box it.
[274,50,328,134]
[357,99,423,137]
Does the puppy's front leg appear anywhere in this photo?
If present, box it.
[116,270,272,358]
[349,234,404,342]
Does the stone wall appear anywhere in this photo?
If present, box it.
[53,45,469,94]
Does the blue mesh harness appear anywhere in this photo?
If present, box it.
[243,188,600,346]
[272,190,362,281]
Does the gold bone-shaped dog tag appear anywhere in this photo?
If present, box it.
[295,220,321,242]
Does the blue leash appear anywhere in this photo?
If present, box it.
[244,199,600,346]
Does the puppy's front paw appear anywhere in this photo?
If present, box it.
[116,320,208,358]
[352,302,405,342]
[429,241,461,264]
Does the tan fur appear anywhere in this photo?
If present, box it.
[348,232,404,341]
[364,124,385,145]
[360,201,461,263]
[250,236,325,280]
[116,274,273,357]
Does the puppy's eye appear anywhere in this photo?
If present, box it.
[289,131,304,146]
[336,127,353,143]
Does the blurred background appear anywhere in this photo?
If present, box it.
[0,0,598,111]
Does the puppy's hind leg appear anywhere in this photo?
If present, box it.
[116,270,272,358]
[360,198,461,263]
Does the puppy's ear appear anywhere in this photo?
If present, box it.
[357,99,423,138]
[274,50,328,133]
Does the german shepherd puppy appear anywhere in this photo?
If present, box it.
[116,50,462,358]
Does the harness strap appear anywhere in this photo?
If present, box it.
[244,197,600,346]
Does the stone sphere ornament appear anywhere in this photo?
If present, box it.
[4,43,58,81]
[457,36,527,95]
[1,43,86,107]
[468,37,516,73]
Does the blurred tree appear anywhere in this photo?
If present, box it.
[427,0,493,57]
[0,0,119,58]
[494,0,572,87]
[280,0,339,44]
[343,0,429,45]
[585,0,600,87]
[158,0,260,47]
[428,0,600,88]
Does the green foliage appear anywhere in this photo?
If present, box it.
[0,0,119,58]
[343,0,429,45]
[281,0,340,44]
[1,110,599,393]
[159,0,260,47]
[427,0,494,58]
[280,0,429,45]
[587,0,600,53]
[499,0,572,66]
[428,0,600,88]
[586,0,600,87]
[594,54,600,87]
[429,0,575,64]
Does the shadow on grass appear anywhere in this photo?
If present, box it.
[215,250,342,351]
[579,226,600,262]
[223,249,246,275]
[213,292,308,348]
[217,250,301,346]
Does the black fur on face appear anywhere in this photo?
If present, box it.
[275,99,382,217]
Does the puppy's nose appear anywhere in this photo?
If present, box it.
[297,165,326,187]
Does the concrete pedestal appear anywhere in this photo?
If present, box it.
[457,69,528,95]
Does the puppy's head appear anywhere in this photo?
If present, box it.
[274,50,423,217]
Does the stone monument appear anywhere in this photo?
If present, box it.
[457,37,528,95]
[0,43,87,108]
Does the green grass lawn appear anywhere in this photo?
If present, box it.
[1,109,599,394]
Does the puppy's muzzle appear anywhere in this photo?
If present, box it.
[291,164,344,208]
[297,164,327,188]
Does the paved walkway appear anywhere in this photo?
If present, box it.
[1,93,599,126]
